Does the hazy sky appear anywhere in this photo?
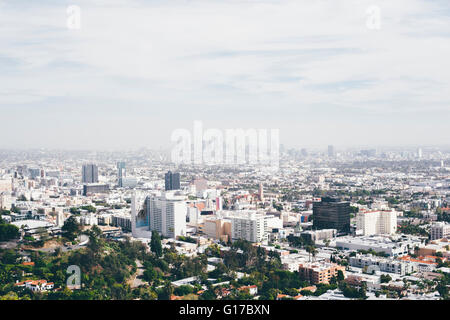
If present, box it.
[1,0,449,150]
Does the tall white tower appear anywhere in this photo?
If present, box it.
[56,211,65,227]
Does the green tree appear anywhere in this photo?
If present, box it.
[199,289,216,300]
[158,283,174,300]
[0,223,20,241]
[61,216,81,241]
[150,231,163,258]
[380,274,392,284]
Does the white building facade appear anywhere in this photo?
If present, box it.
[230,211,268,243]
[356,210,397,236]
[430,222,450,240]
[149,192,187,239]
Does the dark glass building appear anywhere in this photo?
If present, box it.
[82,164,99,184]
[117,162,126,187]
[312,197,351,235]
[165,171,181,191]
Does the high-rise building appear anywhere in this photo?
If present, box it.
[230,211,268,243]
[82,164,99,184]
[258,183,264,201]
[356,210,397,236]
[56,211,65,227]
[131,191,187,239]
[204,217,232,242]
[165,171,181,191]
[117,162,126,187]
[328,145,335,158]
[313,197,351,235]
[148,192,187,238]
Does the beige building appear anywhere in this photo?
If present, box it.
[0,179,12,193]
[0,193,13,210]
[203,217,231,242]
[298,262,346,284]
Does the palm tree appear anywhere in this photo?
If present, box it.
[311,247,318,262]
[306,246,317,262]
[305,246,312,262]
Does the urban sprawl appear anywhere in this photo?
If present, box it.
[0,146,450,300]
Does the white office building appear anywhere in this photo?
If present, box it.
[336,235,423,257]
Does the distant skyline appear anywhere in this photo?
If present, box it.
[1,0,450,150]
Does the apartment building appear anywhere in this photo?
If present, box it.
[349,254,417,275]
[229,211,268,243]
[0,178,13,192]
[203,217,231,242]
[430,222,450,240]
[398,255,440,272]
[112,213,132,231]
[298,262,346,284]
[356,210,398,236]
[148,192,187,238]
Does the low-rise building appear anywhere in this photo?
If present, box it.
[301,229,336,243]
[397,255,440,272]
[336,235,422,257]
[298,262,346,284]
[15,280,54,292]
[238,285,258,296]
[349,254,417,275]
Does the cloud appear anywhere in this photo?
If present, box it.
[0,0,449,149]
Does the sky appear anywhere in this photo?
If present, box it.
[0,0,449,150]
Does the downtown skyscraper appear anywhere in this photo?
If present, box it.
[117,161,126,187]
[82,164,99,184]
[165,171,181,191]
[313,197,351,235]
